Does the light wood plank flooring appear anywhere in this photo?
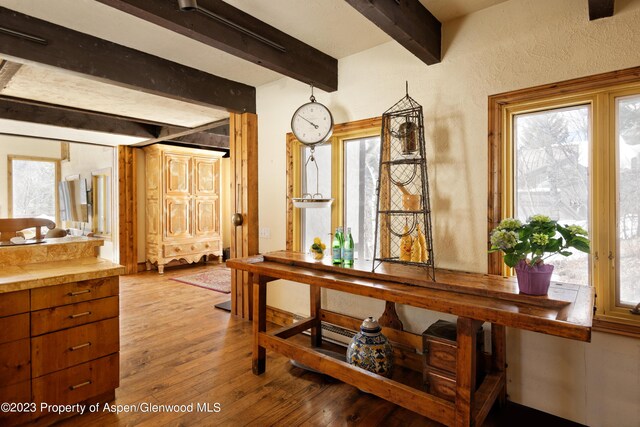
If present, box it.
[58,265,583,427]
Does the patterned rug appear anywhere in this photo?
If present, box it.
[172,268,231,294]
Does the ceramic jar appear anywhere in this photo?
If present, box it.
[346,317,394,377]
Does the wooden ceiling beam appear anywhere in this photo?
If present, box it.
[95,0,338,92]
[135,119,230,146]
[0,97,158,138]
[345,0,441,65]
[0,7,255,113]
[588,0,615,20]
[170,132,229,150]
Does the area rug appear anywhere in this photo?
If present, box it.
[172,268,231,294]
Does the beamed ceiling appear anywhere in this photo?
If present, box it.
[0,0,613,149]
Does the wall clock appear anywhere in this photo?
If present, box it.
[291,90,333,146]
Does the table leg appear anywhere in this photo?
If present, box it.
[491,323,507,407]
[310,285,322,347]
[455,317,482,427]
[252,275,267,375]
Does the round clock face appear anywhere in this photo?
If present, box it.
[291,101,334,145]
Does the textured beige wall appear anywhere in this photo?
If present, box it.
[256,0,640,425]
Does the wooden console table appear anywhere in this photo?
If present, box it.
[227,251,594,427]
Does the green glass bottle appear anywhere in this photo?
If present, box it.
[343,227,354,266]
[332,226,343,264]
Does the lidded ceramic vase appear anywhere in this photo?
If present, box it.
[346,317,394,377]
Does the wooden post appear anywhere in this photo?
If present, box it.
[455,317,482,427]
[230,112,259,319]
[491,323,507,407]
[310,285,322,347]
[252,275,267,375]
[117,146,137,274]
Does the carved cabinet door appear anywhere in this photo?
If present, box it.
[164,153,190,196]
[194,197,219,237]
[165,197,192,239]
[193,156,219,197]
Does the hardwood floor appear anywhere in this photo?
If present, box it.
[57,265,583,427]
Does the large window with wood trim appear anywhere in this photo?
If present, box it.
[8,155,60,224]
[287,117,381,259]
[488,67,640,332]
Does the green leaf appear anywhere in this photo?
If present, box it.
[559,250,573,257]
[572,239,590,253]
[504,253,521,268]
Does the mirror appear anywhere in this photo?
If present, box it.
[59,175,88,223]
[92,168,111,238]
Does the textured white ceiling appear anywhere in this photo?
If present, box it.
[0,0,508,144]
[420,0,510,22]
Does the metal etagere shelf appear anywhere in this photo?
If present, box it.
[372,88,436,280]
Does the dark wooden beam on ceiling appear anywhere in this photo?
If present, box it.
[345,0,441,65]
[0,7,255,113]
[588,0,615,20]
[135,119,230,146]
[170,131,229,150]
[95,0,338,92]
[0,97,157,138]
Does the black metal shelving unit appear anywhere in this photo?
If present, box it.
[372,89,436,280]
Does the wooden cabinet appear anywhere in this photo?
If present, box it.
[144,145,223,273]
[0,276,119,425]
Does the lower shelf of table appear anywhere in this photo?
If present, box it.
[257,330,505,427]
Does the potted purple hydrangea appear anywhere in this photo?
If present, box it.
[489,215,590,295]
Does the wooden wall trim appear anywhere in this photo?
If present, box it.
[117,146,137,274]
[487,65,640,276]
[230,112,258,319]
[286,116,382,251]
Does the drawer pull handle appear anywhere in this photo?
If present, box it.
[175,247,181,252]
[69,380,92,391]
[69,342,92,351]
[69,311,92,319]
[68,289,91,297]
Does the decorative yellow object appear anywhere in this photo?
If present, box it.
[310,237,326,260]
[411,238,422,262]
[417,224,429,262]
[400,226,413,261]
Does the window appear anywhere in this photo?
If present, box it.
[489,66,640,332]
[8,156,60,223]
[288,117,382,260]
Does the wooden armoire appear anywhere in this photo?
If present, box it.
[144,144,223,273]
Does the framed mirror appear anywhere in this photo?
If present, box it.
[91,168,112,239]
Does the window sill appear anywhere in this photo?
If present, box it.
[592,318,640,339]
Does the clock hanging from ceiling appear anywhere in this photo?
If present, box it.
[291,86,334,146]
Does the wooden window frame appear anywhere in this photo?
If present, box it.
[286,117,382,252]
[488,66,640,337]
[7,155,61,225]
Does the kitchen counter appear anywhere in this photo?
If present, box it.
[0,257,124,293]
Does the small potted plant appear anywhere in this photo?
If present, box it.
[489,214,590,295]
[310,237,326,260]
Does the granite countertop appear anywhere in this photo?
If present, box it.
[0,256,124,294]
[0,236,105,267]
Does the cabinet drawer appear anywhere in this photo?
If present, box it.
[0,381,31,426]
[424,338,458,374]
[0,338,30,386]
[33,354,119,407]
[31,318,119,377]
[31,296,119,336]
[423,367,456,402]
[0,290,29,317]
[31,276,119,310]
[163,240,218,257]
[0,313,29,344]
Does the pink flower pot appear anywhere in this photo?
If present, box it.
[514,261,554,296]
